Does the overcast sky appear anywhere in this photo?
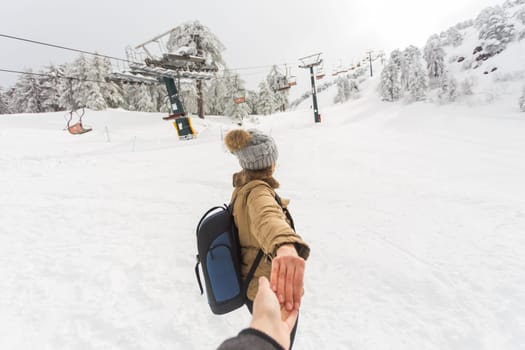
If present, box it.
[1,0,499,92]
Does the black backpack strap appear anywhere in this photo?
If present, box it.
[274,194,295,231]
[243,249,264,298]
[195,256,204,295]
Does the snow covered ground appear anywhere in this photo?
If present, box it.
[1,77,525,349]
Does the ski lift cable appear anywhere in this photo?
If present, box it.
[1,33,303,76]
[0,33,130,63]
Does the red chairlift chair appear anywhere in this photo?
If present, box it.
[234,96,246,104]
[66,107,92,135]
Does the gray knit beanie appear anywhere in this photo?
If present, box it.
[224,129,278,170]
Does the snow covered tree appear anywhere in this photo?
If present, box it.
[10,69,44,113]
[167,20,225,66]
[266,66,289,112]
[225,97,249,125]
[256,81,276,115]
[38,65,62,112]
[245,90,258,115]
[78,54,107,111]
[95,56,124,108]
[55,63,76,110]
[516,6,525,24]
[503,0,525,9]
[179,82,198,114]
[407,65,429,102]
[455,19,474,31]
[149,84,169,113]
[124,84,155,112]
[437,74,458,104]
[205,74,228,115]
[167,20,226,118]
[224,73,249,124]
[60,54,105,110]
[0,87,9,114]
[475,6,515,55]
[460,77,474,96]
[402,46,428,101]
[334,76,359,103]
[520,85,525,112]
[441,27,463,47]
[390,49,403,68]
[380,60,402,102]
[424,35,446,88]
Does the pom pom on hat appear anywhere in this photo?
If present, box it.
[224,129,251,152]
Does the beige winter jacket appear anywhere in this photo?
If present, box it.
[231,177,310,301]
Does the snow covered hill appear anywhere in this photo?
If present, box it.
[1,2,525,349]
[1,68,525,349]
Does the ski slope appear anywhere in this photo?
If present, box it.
[1,78,525,349]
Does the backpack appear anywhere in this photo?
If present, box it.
[194,194,294,315]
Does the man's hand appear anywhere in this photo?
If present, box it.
[250,277,298,350]
[270,244,305,311]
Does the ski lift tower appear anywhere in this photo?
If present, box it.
[299,53,323,123]
[126,27,217,140]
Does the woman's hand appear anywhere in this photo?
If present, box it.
[270,244,305,311]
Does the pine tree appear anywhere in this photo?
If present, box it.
[516,7,525,25]
[225,98,249,125]
[447,27,463,47]
[438,74,458,104]
[407,64,429,102]
[205,74,227,115]
[402,46,428,101]
[245,90,258,115]
[98,57,124,108]
[125,84,155,112]
[11,69,44,113]
[519,85,525,112]
[167,20,226,118]
[476,6,515,55]
[424,35,446,88]
[0,87,9,114]
[223,73,249,123]
[266,66,289,112]
[180,82,198,114]
[440,27,463,47]
[334,76,359,103]
[149,84,168,112]
[57,63,76,110]
[79,54,107,110]
[167,20,225,66]
[256,81,276,115]
[460,77,474,96]
[380,61,402,102]
[38,65,61,112]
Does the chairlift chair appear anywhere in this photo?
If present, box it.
[276,76,291,91]
[234,90,246,104]
[234,96,246,104]
[287,76,297,87]
[315,65,325,80]
[66,107,92,135]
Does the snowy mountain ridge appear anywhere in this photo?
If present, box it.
[376,0,525,109]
